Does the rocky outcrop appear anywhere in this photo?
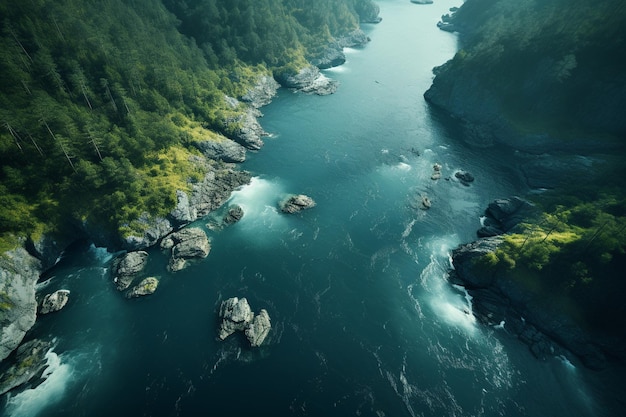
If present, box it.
[223,205,244,225]
[188,168,252,220]
[0,248,41,363]
[38,290,70,314]
[126,277,159,298]
[0,339,51,395]
[160,228,210,272]
[275,66,338,95]
[224,96,267,150]
[477,196,536,237]
[123,215,173,251]
[450,198,609,369]
[217,297,271,347]
[241,75,280,108]
[111,251,149,291]
[194,139,247,163]
[280,194,316,214]
[311,29,370,69]
[356,2,382,23]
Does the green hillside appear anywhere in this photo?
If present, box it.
[0,0,375,251]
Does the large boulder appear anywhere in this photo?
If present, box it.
[217,297,254,340]
[160,228,210,272]
[223,205,244,225]
[123,215,173,251]
[38,290,70,314]
[0,248,41,363]
[112,251,149,291]
[280,194,316,214]
[217,297,272,347]
[126,277,159,299]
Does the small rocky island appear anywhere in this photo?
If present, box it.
[280,194,316,214]
[160,227,211,272]
[217,297,271,347]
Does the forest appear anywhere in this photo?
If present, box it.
[0,0,376,252]
[436,0,626,340]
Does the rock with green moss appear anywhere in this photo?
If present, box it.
[0,339,51,395]
[0,248,41,363]
[126,277,159,298]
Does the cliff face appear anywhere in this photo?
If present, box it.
[425,0,626,153]
[0,248,41,362]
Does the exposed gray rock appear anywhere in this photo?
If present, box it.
[126,277,159,298]
[280,194,316,214]
[218,297,254,340]
[160,228,210,272]
[217,297,271,347]
[245,309,272,347]
[195,139,246,163]
[189,168,252,220]
[169,190,196,227]
[223,205,244,225]
[112,251,149,291]
[241,75,280,108]
[123,215,173,251]
[0,248,41,363]
[420,195,432,210]
[224,98,267,150]
[357,2,382,23]
[451,236,504,288]
[38,289,70,314]
[0,339,51,395]
[276,66,338,95]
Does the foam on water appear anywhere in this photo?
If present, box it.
[227,177,287,233]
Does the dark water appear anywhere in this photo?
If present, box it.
[2,1,620,416]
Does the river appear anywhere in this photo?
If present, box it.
[1,1,616,416]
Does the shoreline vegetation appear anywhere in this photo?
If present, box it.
[0,0,381,383]
[427,0,626,369]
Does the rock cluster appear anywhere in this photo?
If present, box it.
[112,251,149,291]
[430,163,442,180]
[280,194,316,214]
[217,297,271,347]
[160,228,210,272]
[38,290,70,314]
[311,29,370,69]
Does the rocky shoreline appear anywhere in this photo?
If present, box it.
[448,197,617,370]
[0,24,378,394]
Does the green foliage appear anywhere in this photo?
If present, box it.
[434,0,626,138]
[0,0,371,248]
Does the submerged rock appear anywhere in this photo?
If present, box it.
[160,228,210,272]
[126,277,159,298]
[38,289,70,314]
[455,170,475,185]
[280,194,316,214]
[217,297,271,347]
[112,251,149,291]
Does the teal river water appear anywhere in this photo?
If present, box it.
[2,1,621,416]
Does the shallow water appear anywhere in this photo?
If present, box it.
[2,1,620,416]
